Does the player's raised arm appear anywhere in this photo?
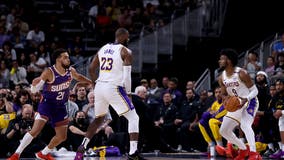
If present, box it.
[30,68,51,93]
[71,67,93,85]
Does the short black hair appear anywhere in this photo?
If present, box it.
[220,48,238,67]
[51,48,68,62]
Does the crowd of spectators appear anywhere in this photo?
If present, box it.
[2,0,284,159]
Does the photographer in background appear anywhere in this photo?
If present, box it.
[5,104,45,158]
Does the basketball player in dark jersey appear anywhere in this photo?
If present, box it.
[8,48,92,160]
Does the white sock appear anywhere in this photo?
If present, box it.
[278,142,282,150]
[129,141,138,155]
[209,141,215,146]
[15,132,34,154]
[81,137,90,149]
[240,138,246,143]
[216,140,223,146]
[281,143,284,151]
[41,146,53,155]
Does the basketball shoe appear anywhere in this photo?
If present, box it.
[74,145,85,160]
[35,151,54,160]
[248,151,262,160]
[234,145,249,160]
[6,153,19,160]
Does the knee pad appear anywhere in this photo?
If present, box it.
[123,109,139,133]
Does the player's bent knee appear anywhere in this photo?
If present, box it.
[123,109,139,133]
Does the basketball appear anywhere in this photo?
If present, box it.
[224,96,241,112]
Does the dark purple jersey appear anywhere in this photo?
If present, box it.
[41,65,72,105]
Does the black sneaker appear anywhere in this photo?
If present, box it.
[127,150,147,160]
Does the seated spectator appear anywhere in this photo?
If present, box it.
[9,60,29,88]
[5,104,45,158]
[271,32,284,61]
[265,56,276,77]
[67,111,90,151]
[0,41,17,69]
[26,52,47,83]
[0,60,10,88]
[82,91,113,139]
[12,89,31,115]
[35,43,51,67]
[0,89,13,114]
[147,78,163,106]
[0,112,16,157]
[198,86,227,155]
[161,77,183,107]
[65,99,79,121]
[243,51,262,80]
[26,23,45,50]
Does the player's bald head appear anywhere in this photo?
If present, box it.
[115,28,129,45]
[115,28,129,38]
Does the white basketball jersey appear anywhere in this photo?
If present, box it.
[222,67,249,98]
[97,43,129,86]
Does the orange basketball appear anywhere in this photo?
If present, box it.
[224,96,241,112]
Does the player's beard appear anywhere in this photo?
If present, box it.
[62,63,70,69]
[122,39,129,47]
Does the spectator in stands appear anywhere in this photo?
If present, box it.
[132,85,152,152]
[12,89,31,115]
[82,91,96,123]
[27,52,47,83]
[0,89,13,114]
[147,78,163,106]
[67,111,93,151]
[26,23,45,50]
[0,24,11,48]
[256,83,280,157]
[269,79,284,158]
[12,16,29,37]
[65,99,79,121]
[9,60,29,88]
[140,78,149,90]
[0,111,16,157]
[70,45,84,64]
[198,86,227,154]
[154,92,179,150]
[176,88,206,152]
[35,43,51,67]
[74,86,89,110]
[0,41,17,68]
[0,60,10,88]
[161,77,183,107]
[265,56,276,77]
[271,52,284,83]
[5,104,45,158]
[118,8,133,29]
[243,51,262,80]
[10,26,26,49]
[161,76,169,89]
[30,92,41,112]
[272,32,284,62]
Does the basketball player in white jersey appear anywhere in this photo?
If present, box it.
[216,48,262,160]
[74,28,145,160]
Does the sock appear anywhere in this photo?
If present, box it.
[41,146,53,155]
[268,143,274,151]
[282,143,284,151]
[240,138,246,143]
[81,137,90,149]
[15,132,34,154]
[129,141,138,155]
[209,141,215,146]
[216,140,223,146]
[278,142,282,150]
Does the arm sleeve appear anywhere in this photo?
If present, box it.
[123,66,132,94]
[247,85,258,101]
